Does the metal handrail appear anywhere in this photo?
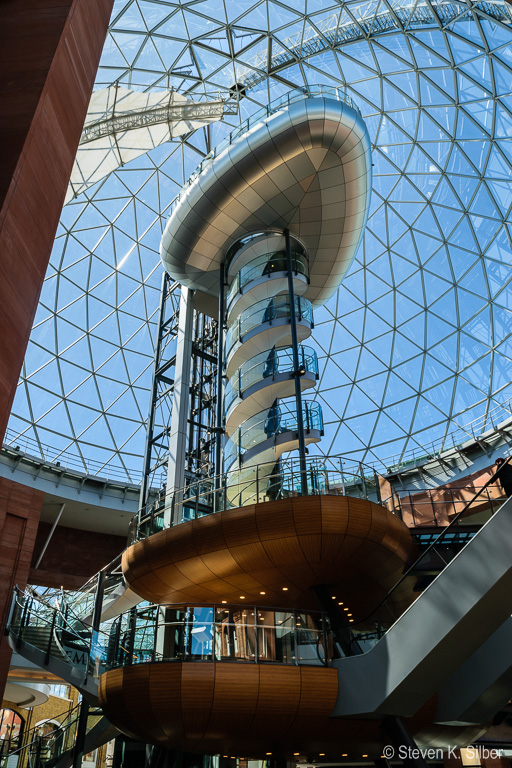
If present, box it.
[226,249,309,307]
[224,400,323,469]
[8,588,111,680]
[225,294,313,356]
[105,602,333,670]
[0,702,102,768]
[224,345,318,414]
[168,85,356,220]
[129,455,387,542]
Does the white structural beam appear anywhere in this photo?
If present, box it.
[66,86,232,204]
[165,286,195,523]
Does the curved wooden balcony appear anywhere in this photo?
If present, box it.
[98,661,480,758]
[123,495,416,622]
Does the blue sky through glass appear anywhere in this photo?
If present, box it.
[6,0,512,479]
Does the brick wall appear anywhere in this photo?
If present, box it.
[30,524,126,590]
[0,479,44,703]
[0,0,114,443]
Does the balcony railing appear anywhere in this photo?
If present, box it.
[168,85,358,220]
[129,455,388,542]
[226,249,308,310]
[105,603,334,669]
[224,345,318,415]
[225,295,313,356]
[224,400,323,469]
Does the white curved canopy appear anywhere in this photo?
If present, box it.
[66,86,230,203]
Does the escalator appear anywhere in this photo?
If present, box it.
[332,490,512,722]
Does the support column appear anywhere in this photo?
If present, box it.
[214,263,225,488]
[166,286,195,524]
[140,272,171,512]
[284,229,308,496]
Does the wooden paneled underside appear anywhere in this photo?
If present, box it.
[99,662,483,758]
[123,496,416,620]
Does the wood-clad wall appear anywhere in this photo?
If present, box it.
[0,0,114,443]
[0,0,114,702]
[0,478,43,700]
[100,661,477,759]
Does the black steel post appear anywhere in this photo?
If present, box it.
[35,736,43,768]
[45,607,57,665]
[139,271,170,513]
[72,570,105,768]
[383,716,431,768]
[92,570,106,632]
[284,229,308,496]
[311,585,358,656]
[214,262,225,491]
[71,699,90,768]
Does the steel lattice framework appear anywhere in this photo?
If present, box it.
[6,0,512,481]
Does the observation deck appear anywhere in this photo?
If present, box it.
[160,86,372,309]
[123,459,416,620]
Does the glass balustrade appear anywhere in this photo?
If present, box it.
[225,295,313,356]
[106,604,333,668]
[8,589,110,680]
[224,345,318,414]
[130,455,387,542]
[226,249,309,308]
[224,400,323,470]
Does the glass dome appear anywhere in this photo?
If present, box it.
[6,0,512,481]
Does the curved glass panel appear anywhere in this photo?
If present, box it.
[226,250,309,308]
[224,400,323,469]
[224,345,318,414]
[225,296,313,356]
[107,604,332,668]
